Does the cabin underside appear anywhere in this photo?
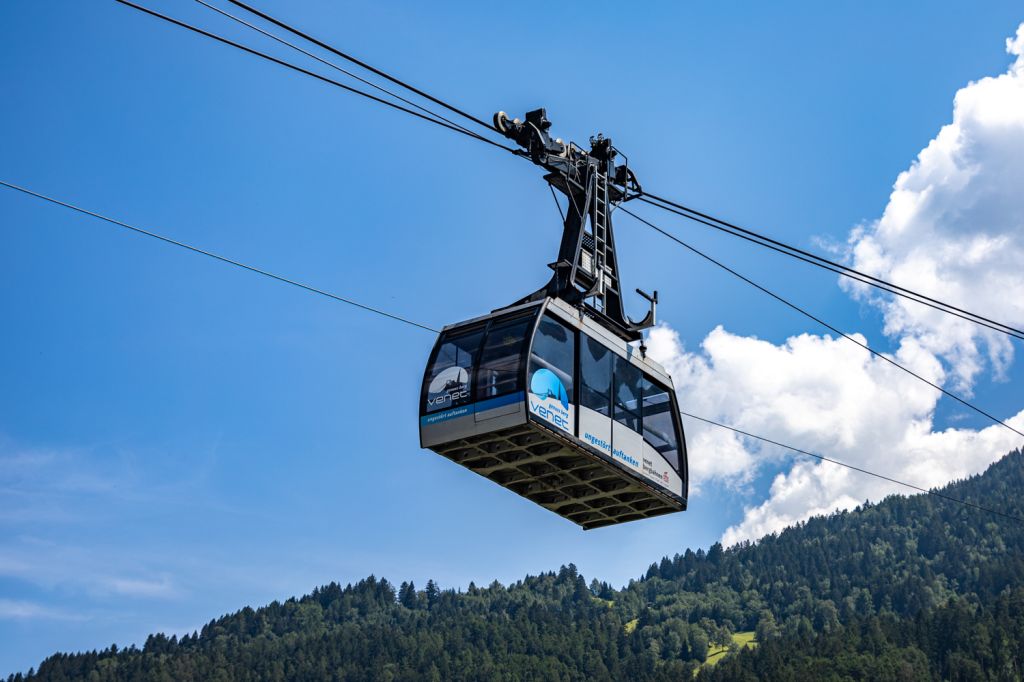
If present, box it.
[428,421,682,529]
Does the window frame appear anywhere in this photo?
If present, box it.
[640,375,682,473]
[579,332,613,418]
[526,312,577,408]
[611,353,643,433]
[473,311,536,403]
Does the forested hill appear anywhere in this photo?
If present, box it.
[11,448,1024,681]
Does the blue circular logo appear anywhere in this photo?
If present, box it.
[530,369,569,410]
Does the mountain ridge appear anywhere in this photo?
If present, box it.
[10,448,1024,681]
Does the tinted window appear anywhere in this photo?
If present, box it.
[476,313,533,400]
[529,315,575,398]
[424,326,484,413]
[613,355,642,432]
[580,335,611,416]
[642,378,680,471]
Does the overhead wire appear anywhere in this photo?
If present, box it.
[638,196,1024,342]
[123,1,1024,345]
[3,177,1021,525]
[32,1,1021,525]
[191,0,484,142]
[638,193,1024,341]
[222,0,502,134]
[219,0,1024,345]
[111,0,517,154]
[679,412,1024,525]
[190,0,1024,345]
[0,180,437,333]
[619,205,1024,441]
[110,0,1023,440]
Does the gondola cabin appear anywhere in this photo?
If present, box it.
[420,297,688,529]
[420,108,689,528]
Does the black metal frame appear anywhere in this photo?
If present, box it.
[493,108,657,343]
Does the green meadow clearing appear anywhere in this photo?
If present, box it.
[701,631,757,671]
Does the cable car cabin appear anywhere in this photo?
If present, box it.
[421,107,689,528]
[420,297,688,529]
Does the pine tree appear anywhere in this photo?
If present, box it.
[425,579,440,609]
[399,580,419,609]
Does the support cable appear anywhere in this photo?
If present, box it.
[193,0,483,142]
[107,0,1024,440]
[679,411,1024,525]
[223,0,502,134]
[0,179,437,333]
[639,193,1024,341]
[639,196,1024,342]
[619,205,1024,441]
[215,0,1024,344]
[2,177,1021,525]
[112,0,517,154]
[118,0,1023,345]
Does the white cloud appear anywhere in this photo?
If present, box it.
[0,539,182,601]
[648,322,1024,545]
[844,22,1024,391]
[0,599,85,621]
[646,23,1024,545]
[106,576,177,599]
[0,443,187,603]
[720,415,1023,547]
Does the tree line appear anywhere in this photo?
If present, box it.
[9,448,1023,681]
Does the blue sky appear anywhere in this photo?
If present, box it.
[2,0,1023,675]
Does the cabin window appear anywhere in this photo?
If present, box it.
[612,354,642,432]
[528,315,575,401]
[424,326,485,413]
[642,378,680,471]
[580,335,612,416]
[475,313,533,401]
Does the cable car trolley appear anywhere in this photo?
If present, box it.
[420,109,688,529]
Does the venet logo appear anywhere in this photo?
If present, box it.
[529,368,571,430]
[427,390,469,407]
[529,368,569,409]
[426,366,470,409]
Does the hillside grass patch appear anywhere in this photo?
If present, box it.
[701,631,757,671]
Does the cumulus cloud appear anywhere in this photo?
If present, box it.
[648,324,1024,544]
[648,325,943,489]
[0,538,182,601]
[719,415,1023,547]
[649,23,1024,544]
[844,23,1024,391]
[0,599,85,621]
[106,576,177,598]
